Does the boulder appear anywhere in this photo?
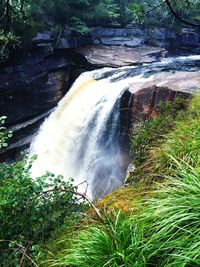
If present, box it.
[32,30,93,50]
[99,37,144,47]
[32,31,53,44]
[177,28,200,53]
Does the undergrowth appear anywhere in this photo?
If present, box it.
[0,116,87,266]
[145,94,200,179]
[130,96,189,168]
[143,160,200,266]
[43,211,145,267]
[129,94,200,184]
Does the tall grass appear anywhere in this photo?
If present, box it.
[143,94,200,179]
[144,160,200,266]
[46,212,145,267]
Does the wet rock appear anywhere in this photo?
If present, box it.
[178,28,200,53]
[0,110,53,162]
[90,27,144,38]
[32,31,53,43]
[126,163,136,178]
[90,27,145,47]
[99,36,144,47]
[32,30,92,49]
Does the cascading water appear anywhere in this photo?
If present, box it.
[30,68,145,199]
[30,54,200,199]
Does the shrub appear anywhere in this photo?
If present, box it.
[0,155,87,266]
[0,116,13,149]
[0,117,87,266]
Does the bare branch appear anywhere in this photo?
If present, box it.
[19,245,29,267]
[18,248,39,267]
[0,240,38,267]
[146,0,167,15]
[42,188,102,220]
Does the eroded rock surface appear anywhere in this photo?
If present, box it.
[126,71,200,124]
[0,51,71,125]
[76,45,167,67]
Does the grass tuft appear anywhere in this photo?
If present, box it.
[45,211,145,267]
[143,160,200,266]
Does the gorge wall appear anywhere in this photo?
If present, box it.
[0,26,200,161]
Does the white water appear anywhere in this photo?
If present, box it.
[30,67,154,199]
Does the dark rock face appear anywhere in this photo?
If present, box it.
[129,86,189,125]
[33,30,93,49]
[0,28,95,161]
[33,26,200,54]
[0,110,53,161]
[177,28,200,53]
[146,27,200,53]
[57,37,92,49]
[0,50,70,126]
[90,26,200,53]
[90,27,145,47]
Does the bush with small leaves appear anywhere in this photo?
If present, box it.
[0,117,87,266]
[0,116,13,149]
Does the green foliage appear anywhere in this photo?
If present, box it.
[130,97,189,168]
[147,94,200,177]
[143,161,200,266]
[90,0,119,26]
[45,162,200,267]
[0,155,87,266]
[0,116,12,149]
[128,3,145,25]
[0,0,122,59]
[70,17,90,35]
[47,211,145,267]
[0,117,87,266]
[1,0,200,59]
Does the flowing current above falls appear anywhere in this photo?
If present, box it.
[30,55,200,199]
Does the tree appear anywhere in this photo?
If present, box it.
[165,0,200,28]
[145,0,200,28]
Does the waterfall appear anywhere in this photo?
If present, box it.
[30,68,139,199]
